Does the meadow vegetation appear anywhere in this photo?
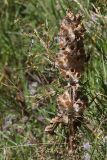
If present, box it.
[0,0,107,159]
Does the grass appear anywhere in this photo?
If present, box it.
[0,0,107,159]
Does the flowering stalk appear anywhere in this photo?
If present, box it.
[45,10,88,155]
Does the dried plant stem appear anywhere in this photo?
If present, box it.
[68,110,75,153]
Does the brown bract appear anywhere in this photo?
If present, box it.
[57,90,73,113]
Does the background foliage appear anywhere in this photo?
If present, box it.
[0,0,107,159]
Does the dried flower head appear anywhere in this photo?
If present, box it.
[45,10,88,155]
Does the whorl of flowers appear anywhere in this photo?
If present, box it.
[45,10,88,153]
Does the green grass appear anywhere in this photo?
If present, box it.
[0,0,107,159]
